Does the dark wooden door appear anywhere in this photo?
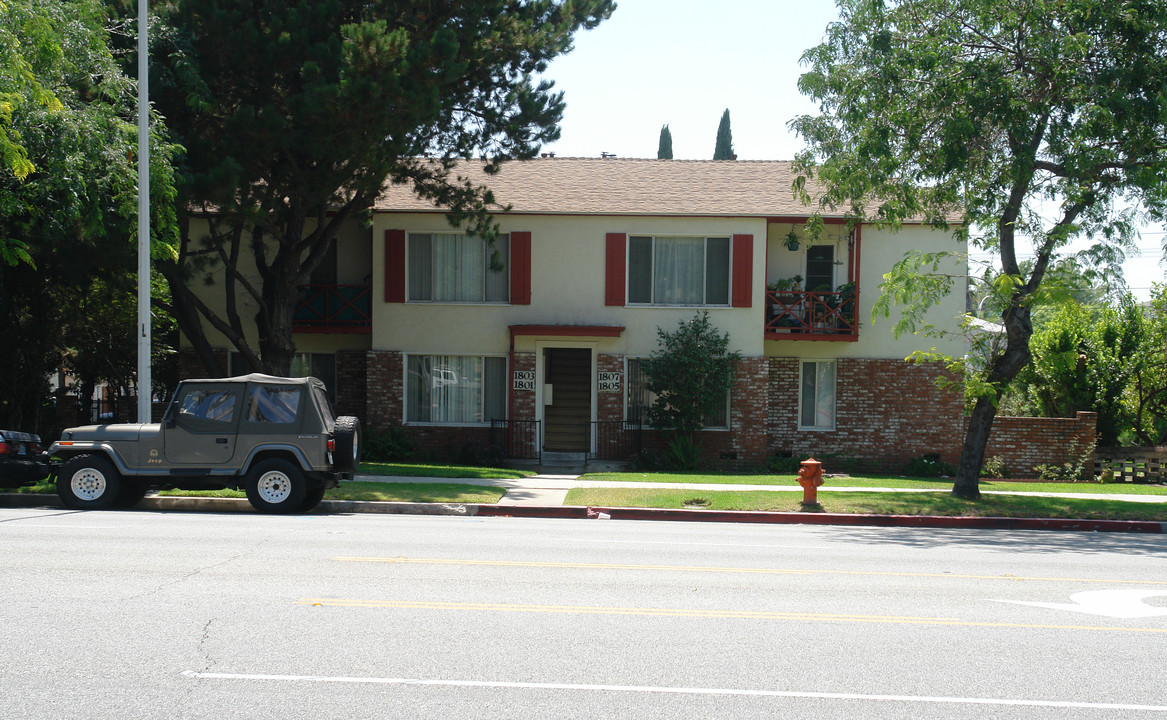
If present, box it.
[543,348,591,452]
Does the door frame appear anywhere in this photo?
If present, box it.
[535,340,597,453]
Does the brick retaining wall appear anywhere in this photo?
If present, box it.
[978,411,1097,479]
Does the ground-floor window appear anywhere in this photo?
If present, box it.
[800,360,836,430]
[406,355,507,424]
[626,358,729,429]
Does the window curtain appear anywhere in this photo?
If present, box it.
[800,361,836,428]
[408,355,506,424]
[654,236,704,304]
[432,235,484,302]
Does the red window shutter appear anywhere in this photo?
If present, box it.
[732,234,753,308]
[384,229,405,303]
[605,233,626,306]
[510,231,532,305]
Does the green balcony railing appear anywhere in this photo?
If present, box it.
[293,284,372,333]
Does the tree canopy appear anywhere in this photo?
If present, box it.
[713,109,734,160]
[792,0,1167,498]
[0,0,178,431]
[657,124,673,159]
[150,0,615,376]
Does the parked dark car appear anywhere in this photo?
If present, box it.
[0,429,52,488]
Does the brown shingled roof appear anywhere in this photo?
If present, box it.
[374,157,829,217]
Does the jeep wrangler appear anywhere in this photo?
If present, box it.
[49,374,360,514]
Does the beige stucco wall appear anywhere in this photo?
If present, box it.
[371,212,769,358]
[764,222,967,360]
[180,211,966,364]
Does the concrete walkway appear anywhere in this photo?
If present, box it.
[358,474,1167,506]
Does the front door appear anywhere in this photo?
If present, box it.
[543,348,591,452]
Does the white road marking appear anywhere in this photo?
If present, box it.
[994,589,1167,619]
[181,671,1167,711]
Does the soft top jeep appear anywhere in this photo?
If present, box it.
[49,374,361,514]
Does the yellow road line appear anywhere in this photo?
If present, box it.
[296,598,1167,633]
[333,556,1167,585]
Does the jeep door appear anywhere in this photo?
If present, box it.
[164,383,243,464]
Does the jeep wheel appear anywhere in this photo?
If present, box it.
[299,485,327,513]
[245,459,306,514]
[333,416,361,472]
[58,455,122,510]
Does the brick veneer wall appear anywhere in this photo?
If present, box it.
[768,357,964,472]
[335,350,368,421]
[978,411,1097,479]
[365,350,403,433]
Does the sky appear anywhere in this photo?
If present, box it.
[537,0,1164,300]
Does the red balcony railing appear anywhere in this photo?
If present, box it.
[765,289,858,340]
[293,284,372,333]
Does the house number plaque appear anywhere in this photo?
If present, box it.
[513,370,535,391]
[597,371,622,393]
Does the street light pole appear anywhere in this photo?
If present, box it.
[136,0,151,422]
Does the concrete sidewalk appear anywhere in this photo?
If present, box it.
[359,473,1167,506]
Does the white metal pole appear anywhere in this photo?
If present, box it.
[136,0,151,422]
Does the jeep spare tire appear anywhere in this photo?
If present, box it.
[332,416,361,472]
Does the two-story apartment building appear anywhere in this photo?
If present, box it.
[189,157,968,469]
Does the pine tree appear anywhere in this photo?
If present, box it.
[713,109,735,160]
[657,124,673,159]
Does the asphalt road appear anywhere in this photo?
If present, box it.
[2,507,1166,719]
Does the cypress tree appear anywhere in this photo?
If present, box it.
[713,109,735,160]
[657,124,673,159]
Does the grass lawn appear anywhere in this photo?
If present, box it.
[578,471,1167,495]
[564,488,1167,522]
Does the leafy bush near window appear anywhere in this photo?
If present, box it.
[363,424,417,462]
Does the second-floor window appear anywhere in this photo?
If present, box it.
[408,233,509,303]
[628,235,730,306]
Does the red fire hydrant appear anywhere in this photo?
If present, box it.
[797,458,824,505]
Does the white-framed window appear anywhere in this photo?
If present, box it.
[407,232,509,303]
[625,358,729,429]
[627,235,730,306]
[406,355,507,424]
[800,360,836,430]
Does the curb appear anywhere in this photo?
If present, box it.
[2,493,1163,533]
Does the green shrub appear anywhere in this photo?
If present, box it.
[363,424,417,462]
[980,455,1009,478]
[663,434,702,471]
[902,454,954,477]
[1032,438,1095,482]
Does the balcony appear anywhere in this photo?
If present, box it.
[293,284,372,334]
[764,288,858,341]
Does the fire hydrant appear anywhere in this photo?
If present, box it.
[797,458,824,505]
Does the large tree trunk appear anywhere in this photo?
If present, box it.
[952,302,1035,499]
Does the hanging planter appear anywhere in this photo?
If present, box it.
[783,230,800,251]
